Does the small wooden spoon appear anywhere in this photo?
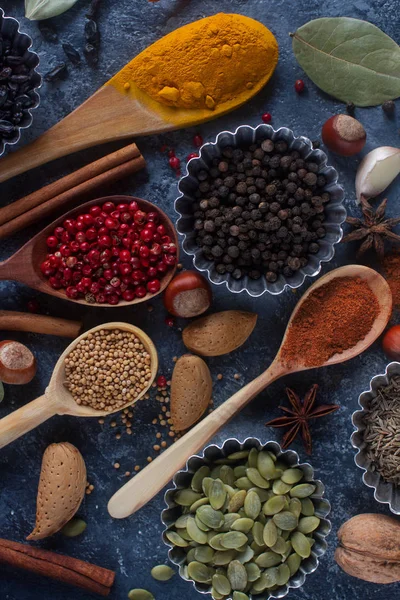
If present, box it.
[108,265,392,518]
[0,196,178,307]
[0,322,158,449]
[0,311,82,338]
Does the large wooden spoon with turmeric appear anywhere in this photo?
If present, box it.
[0,14,278,183]
[108,265,392,518]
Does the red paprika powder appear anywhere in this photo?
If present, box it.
[281,276,379,367]
[383,252,400,307]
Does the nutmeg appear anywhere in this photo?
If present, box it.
[0,340,36,384]
[335,513,400,583]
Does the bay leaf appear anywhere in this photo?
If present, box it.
[291,17,400,106]
[25,0,80,21]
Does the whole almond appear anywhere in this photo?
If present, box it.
[27,442,87,541]
[182,311,257,357]
[171,354,212,431]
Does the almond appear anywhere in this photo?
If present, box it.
[27,442,87,541]
[171,354,212,431]
[182,310,257,356]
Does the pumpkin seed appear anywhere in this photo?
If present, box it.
[197,506,224,529]
[273,511,298,531]
[60,518,87,538]
[291,531,311,558]
[288,498,302,518]
[233,593,250,600]
[270,536,287,554]
[209,480,227,510]
[263,494,287,515]
[248,448,259,468]
[187,516,208,544]
[306,535,315,547]
[276,563,291,586]
[255,551,282,568]
[175,514,190,528]
[202,477,214,497]
[128,589,154,600]
[234,465,247,478]
[219,465,235,486]
[297,516,320,534]
[228,451,250,461]
[244,490,261,520]
[178,528,193,541]
[195,514,211,532]
[211,588,224,600]
[231,518,254,533]
[221,531,248,549]
[188,561,213,583]
[263,520,278,547]
[175,489,202,506]
[281,468,303,485]
[236,545,254,564]
[252,567,278,591]
[151,565,175,581]
[227,560,247,591]
[191,466,211,492]
[245,561,261,582]
[224,484,236,498]
[213,549,238,565]
[212,573,231,595]
[252,521,265,547]
[290,483,316,498]
[248,487,271,502]
[257,452,276,479]
[228,490,247,513]
[165,531,189,547]
[272,479,292,495]
[190,497,209,512]
[187,548,197,562]
[209,532,228,550]
[287,552,302,576]
[300,497,315,516]
[236,477,253,490]
[221,513,240,531]
[246,468,270,489]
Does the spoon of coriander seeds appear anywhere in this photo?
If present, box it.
[0,322,158,449]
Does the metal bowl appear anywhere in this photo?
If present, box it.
[0,9,41,157]
[175,124,346,296]
[162,437,331,600]
[351,361,400,514]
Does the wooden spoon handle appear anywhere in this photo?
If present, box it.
[108,361,286,519]
[0,311,82,338]
[0,395,58,449]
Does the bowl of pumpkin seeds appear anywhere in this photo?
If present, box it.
[161,438,331,600]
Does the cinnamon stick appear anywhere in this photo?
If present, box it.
[0,154,146,240]
[0,142,141,227]
[0,310,82,338]
[0,538,115,596]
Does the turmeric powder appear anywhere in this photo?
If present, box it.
[111,13,278,113]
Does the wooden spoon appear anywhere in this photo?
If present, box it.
[107,265,392,518]
[0,311,82,338]
[0,196,178,307]
[0,322,158,449]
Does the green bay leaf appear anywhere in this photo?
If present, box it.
[291,17,400,106]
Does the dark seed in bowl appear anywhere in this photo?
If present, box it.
[191,136,330,283]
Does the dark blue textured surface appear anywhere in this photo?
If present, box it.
[0,1,399,599]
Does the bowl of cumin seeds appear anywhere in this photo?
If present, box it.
[352,362,400,514]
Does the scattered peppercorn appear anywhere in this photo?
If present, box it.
[193,134,203,147]
[27,299,40,313]
[187,152,199,161]
[169,156,180,170]
[346,102,355,115]
[261,112,272,123]
[294,79,305,93]
[382,100,395,115]
[165,317,175,327]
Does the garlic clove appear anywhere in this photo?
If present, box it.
[356,146,400,203]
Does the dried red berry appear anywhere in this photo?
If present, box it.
[261,112,272,124]
[295,79,305,93]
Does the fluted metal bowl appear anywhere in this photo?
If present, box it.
[161,437,331,600]
[352,362,400,514]
[175,124,346,296]
[0,9,41,157]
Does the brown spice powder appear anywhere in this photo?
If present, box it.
[281,276,379,367]
[383,252,400,307]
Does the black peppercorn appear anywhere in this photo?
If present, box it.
[303,172,318,187]
[382,100,395,115]
[346,102,355,115]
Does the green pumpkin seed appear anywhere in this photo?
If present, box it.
[188,561,213,583]
[210,466,222,479]
[263,520,278,547]
[197,506,224,529]
[202,477,214,497]
[306,536,315,547]
[212,573,231,595]
[255,551,282,568]
[209,480,227,510]
[276,563,291,586]
[252,567,278,591]
[151,565,175,581]
[297,516,320,534]
[228,490,247,513]
[257,452,276,479]
[231,517,254,533]
[234,465,247,478]
[244,490,261,520]
[263,494,287,515]
[219,465,235,486]
[290,483,316,498]
[300,497,315,516]
[288,498,302,518]
[213,549,238,565]
[245,562,261,582]
[252,521,265,547]
[246,468,270,489]
[191,466,211,492]
[187,516,208,544]
[211,588,224,600]
[236,545,254,564]
[195,514,211,532]
[209,533,227,550]
[248,487,271,502]
[224,484,236,498]
[273,511,298,531]
[165,531,189,547]
[187,548,197,562]
[175,489,202,506]
[236,477,253,491]
[248,448,259,468]
[221,531,248,550]
[178,528,193,541]
[228,451,250,461]
[272,479,292,495]
[227,560,247,591]
[60,518,87,538]
[287,552,302,576]
[281,468,303,485]
[270,536,287,554]
[175,514,190,528]
[291,531,311,558]
[233,593,250,600]
[190,497,209,512]
[221,513,240,531]
[128,589,154,600]
[280,528,290,541]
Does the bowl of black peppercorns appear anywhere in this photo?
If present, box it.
[175,125,346,296]
[0,9,41,157]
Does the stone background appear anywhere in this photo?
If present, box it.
[0,1,399,599]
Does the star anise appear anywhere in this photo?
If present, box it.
[265,384,339,454]
[342,197,400,261]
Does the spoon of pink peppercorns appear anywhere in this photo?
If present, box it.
[0,196,179,307]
